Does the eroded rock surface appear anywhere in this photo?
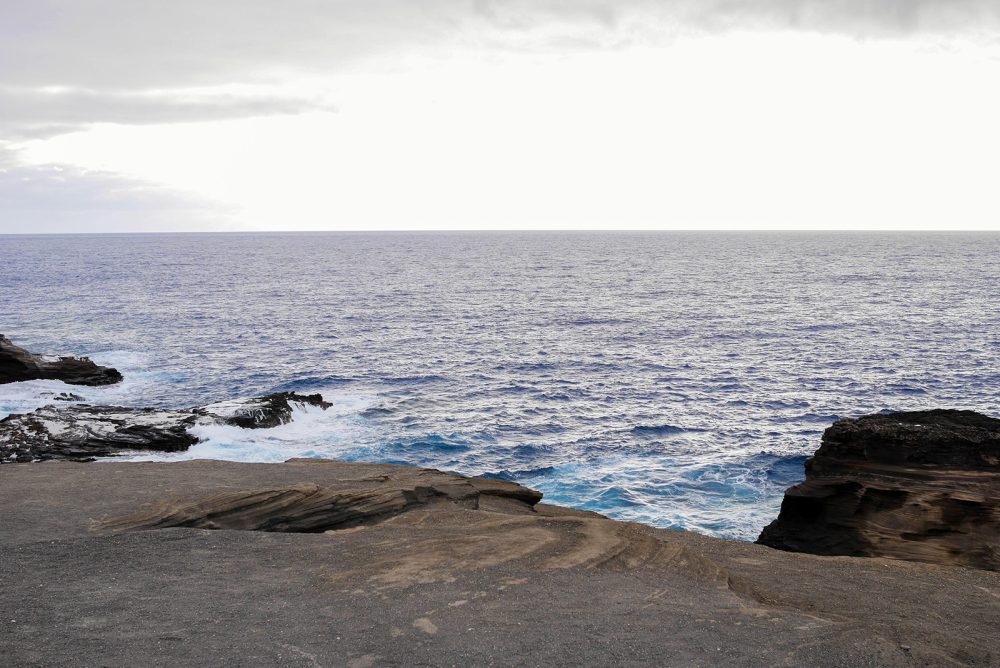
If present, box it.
[0,392,331,463]
[757,409,1000,571]
[96,465,542,534]
[0,334,123,386]
[2,459,999,667]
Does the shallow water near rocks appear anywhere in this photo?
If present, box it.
[3,231,999,540]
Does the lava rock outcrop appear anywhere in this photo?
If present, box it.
[0,392,331,463]
[757,409,1000,571]
[0,334,123,386]
[199,392,332,429]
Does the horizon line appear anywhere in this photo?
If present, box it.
[3,228,1000,237]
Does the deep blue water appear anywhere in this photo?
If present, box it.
[3,232,999,540]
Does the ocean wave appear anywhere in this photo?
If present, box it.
[379,374,448,384]
[0,349,162,419]
[885,384,927,395]
[117,390,378,464]
[481,465,558,481]
[630,424,704,437]
[390,433,473,453]
[520,450,808,541]
[270,375,358,393]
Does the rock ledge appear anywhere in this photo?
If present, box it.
[757,409,1000,571]
[2,458,999,667]
[0,334,123,386]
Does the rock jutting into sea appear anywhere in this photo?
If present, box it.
[0,334,123,386]
[0,392,332,463]
[757,409,1000,571]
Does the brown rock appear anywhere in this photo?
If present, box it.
[95,463,542,534]
[757,409,1000,570]
[2,459,999,666]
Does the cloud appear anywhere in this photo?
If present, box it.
[1,1,996,138]
[2,1,998,233]
[0,86,335,140]
[0,1,457,90]
[2,1,997,90]
[472,0,1000,37]
[0,148,238,233]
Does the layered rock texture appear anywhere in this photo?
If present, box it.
[0,334,123,386]
[2,459,999,666]
[758,409,1000,571]
[95,463,542,534]
[0,392,330,463]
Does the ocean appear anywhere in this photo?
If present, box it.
[2,231,998,540]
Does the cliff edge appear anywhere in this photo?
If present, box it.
[2,458,998,666]
[757,409,1000,571]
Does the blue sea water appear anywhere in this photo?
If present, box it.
[2,231,999,540]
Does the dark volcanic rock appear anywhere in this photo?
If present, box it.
[0,334,123,386]
[0,392,333,463]
[198,392,332,429]
[0,405,200,463]
[757,409,1000,571]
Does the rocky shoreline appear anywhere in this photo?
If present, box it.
[2,458,998,667]
[1,336,998,665]
[5,386,998,575]
[0,391,331,463]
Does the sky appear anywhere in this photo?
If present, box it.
[2,1,999,233]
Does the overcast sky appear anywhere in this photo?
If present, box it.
[2,0,999,233]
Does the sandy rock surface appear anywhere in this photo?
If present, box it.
[2,458,999,666]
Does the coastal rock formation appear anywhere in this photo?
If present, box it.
[0,334,123,386]
[3,459,999,666]
[199,392,332,429]
[757,409,1000,571]
[0,405,199,462]
[96,462,543,534]
[0,392,330,463]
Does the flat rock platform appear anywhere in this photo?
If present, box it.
[2,459,998,667]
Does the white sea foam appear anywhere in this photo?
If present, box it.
[0,349,158,419]
[117,389,380,464]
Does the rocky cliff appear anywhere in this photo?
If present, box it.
[0,334,123,386]
[757,409,1000,571]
